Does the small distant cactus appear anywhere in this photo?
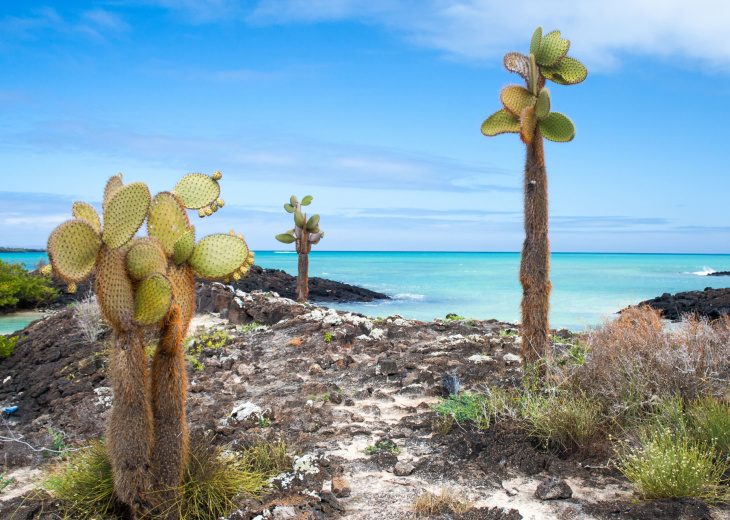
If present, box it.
[275,195,324,302]
[481,27,586,365]
[46,171,253,518]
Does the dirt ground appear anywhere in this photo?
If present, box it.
[1,287,728,520]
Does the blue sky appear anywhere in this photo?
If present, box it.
[1,0,728,253]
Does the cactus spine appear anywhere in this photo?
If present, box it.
[46,171,252,518]
[275,195,324,302]
[481,27,586,365]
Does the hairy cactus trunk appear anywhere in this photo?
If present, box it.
[150,306,189,514]
[519,134,551,364]
[296,231,310,302]
[106,330,153,517]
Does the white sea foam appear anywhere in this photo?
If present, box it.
[686,267,716,276]
[394,293,425,300]
[273,251,296,254]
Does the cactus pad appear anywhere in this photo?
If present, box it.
[538,112,575,142]
[47,219,102,282]
[72,202,102,233]
[530,26,542,56]
[172,173,221,210]
[536,30,570,67]
[540,57,587,85]
[294,211,305,228]
[187,234,249,280]
[134,273,173,326]
[503,52,530,84]
[500,86,536,118]
[173,227,195,265]
[301,195,313,206]
[481,109,520,136]
[306,214,320,232]
[126,238,167,280]
[148,192,191,256]
[103,174,123,210]
[95,245,135,331]
[284,203,295,213]
[102,182,151,249]
[290,195,298,206]
[536,89,551,119]
[275,233,296,244]
[520,106,538,144]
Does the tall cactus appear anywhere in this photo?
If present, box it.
[46,172,254,518]
[481,27,586,365]
[275,195,324,302]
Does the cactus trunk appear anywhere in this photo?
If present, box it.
[519,134,551,364]
[150,306,189,515]
[106,330,153,517]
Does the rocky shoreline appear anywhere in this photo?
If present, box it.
[632,287,730,321]
[2,285,726,520]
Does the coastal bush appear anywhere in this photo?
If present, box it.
[432,389,518,430]
[522,392,605,451]
[566,306,730,423]
[0,258,57,309]
[0,335,18,358]
[616,424,728,501]
[688,395,730,454]
[44,437,290,520]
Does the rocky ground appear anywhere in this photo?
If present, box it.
[634,287,730,321]
[1,285,729,520]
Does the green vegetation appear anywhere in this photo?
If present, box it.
[412,487,471,518]
[184,328,230,370]
[43,437,290,520]
[364,440,400,455]
[443,314,465,323]
[0,335,18,358]
[0,472,15,493]
[0,258,57,309]
[481,27,586,364]
[274,195,324,302]
[324,332,333,342]
[240,321,266,332]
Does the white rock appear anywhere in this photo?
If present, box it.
[503,353,523,365]
[356,334,370,341]
[272,505,297,520]
[293,453,320,474]
[3,376,11,384]
[230,401,261,421]
[468,354,494,364]
[371,328,386,340]
[323,314,343,326]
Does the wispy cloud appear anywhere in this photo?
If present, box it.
[4,120,517,193]
[246,0,730,72]
[0,7,129,42]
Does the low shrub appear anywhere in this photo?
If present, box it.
[73,293,105,342]
[522,392,605,451]
[616,425,728,502]
[0,335,18,358]
[688,395,730,455]
[0,259,57,309]
[412,487,471,517]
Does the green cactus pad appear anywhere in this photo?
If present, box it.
[275,233,296,244]
[481,109,520,136]
[294,211,305,228]
[536,30,570,67]
[306,214,320,232]
[188,234,249,280]
[148,192,191,256]
[538,112,576,142]
[530,27,542,56]
[172,173,221,210]
[540,57,587,85]
[72,202,102,233]
[301,195,313,206]
[529,53,539,95]
[503,52,530,84]
[95,245,135,331]
[536,89,551,119]
[173,227,196,265]
[500,86,536,118]
[134,273,173,326]
[103,174,123,210]
[126,238,167,280]
[102,182,151,249]
[47,219,102,282]
[520,106,538,144]
[290,195,298,206]
[284,203,295,213]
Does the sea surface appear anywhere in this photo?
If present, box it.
[3,251,730,332]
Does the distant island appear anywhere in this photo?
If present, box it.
[0,247,46,252]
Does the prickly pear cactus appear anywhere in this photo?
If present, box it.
[275,194,324,302]
[46,171,253,516]
[482,27,586,144]
[480,27,585,367]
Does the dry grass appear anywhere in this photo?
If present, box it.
[563,306,730,422]
[74,292,106,342]
[412,487,472,517]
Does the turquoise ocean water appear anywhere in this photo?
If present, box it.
[3,251,730,332]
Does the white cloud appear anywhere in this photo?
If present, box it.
[247,0,730,71]
[0,7,129,41]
